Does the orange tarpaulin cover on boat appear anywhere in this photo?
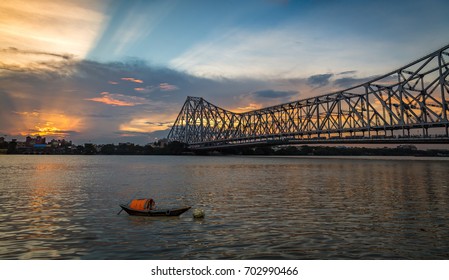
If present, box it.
[129,198,155,210]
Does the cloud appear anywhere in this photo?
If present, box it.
[86,92,148,107]
[92,1,175,57]
[0,0,108,72]
[133,83,178,93]
[333,74,400,90]
[250,89,298,99]
[8,109,82,138]
[113,129,171,144]
[145,121,173,127]
[159,83,178,91]
[119,117,173,136]
[0,57,76,75]
[13,110,40,117]
[233,88,301,112]
[121,77,144,83]
[170,27,307,79]
[0,47,74,60]
[27,127,79,137]
[134,87,150,92]
[338,70,357,75]
[235,103,262,112]
[307,73,333,87]
[333,76,377,89]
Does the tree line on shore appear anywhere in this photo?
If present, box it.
[2,138,448,157]
[217,145,449,157]
[0,140,187,155]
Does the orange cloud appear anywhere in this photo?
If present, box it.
[134,86,157,93]
[31,124,70,137]
[0,0,107,73]
[119,117,173,133]
[13,110,40,117]
[234,103,261,112]
[13,111,81,138]
[86,92,147,106]
[121,77,143,83]
[108,81,118,84]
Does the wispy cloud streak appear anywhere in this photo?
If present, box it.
[1,47,74,60]
[86,92,148,107]
[121,77,144,84]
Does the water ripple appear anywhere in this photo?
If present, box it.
[1,155,449,259]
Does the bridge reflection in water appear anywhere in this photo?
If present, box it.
[168,44,449,150]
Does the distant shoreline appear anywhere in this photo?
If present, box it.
[2,146,449,157]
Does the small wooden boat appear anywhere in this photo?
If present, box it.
[119,204,191,216]
[118,198,190,216]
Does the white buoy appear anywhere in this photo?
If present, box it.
[192,208,205,219]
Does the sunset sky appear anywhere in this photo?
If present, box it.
[1,0,448,144]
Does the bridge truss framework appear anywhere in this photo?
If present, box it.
[168,44,449,150]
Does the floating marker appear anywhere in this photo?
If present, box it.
[193,208,205,219]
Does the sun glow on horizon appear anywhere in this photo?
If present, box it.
[12,111,82,139]
[119,117,174,135]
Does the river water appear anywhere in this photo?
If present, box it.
[0,155,448,259]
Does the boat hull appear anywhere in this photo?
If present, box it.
[119,205,191,216]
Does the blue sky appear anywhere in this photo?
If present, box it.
[1,0,448,144]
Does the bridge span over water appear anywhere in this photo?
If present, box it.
[168,44,449,150]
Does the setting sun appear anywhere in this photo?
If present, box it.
[16,112,82,138]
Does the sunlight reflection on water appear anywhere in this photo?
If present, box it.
[0,155,448,259]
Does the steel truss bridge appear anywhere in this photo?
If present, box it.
[168,44,449,150]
